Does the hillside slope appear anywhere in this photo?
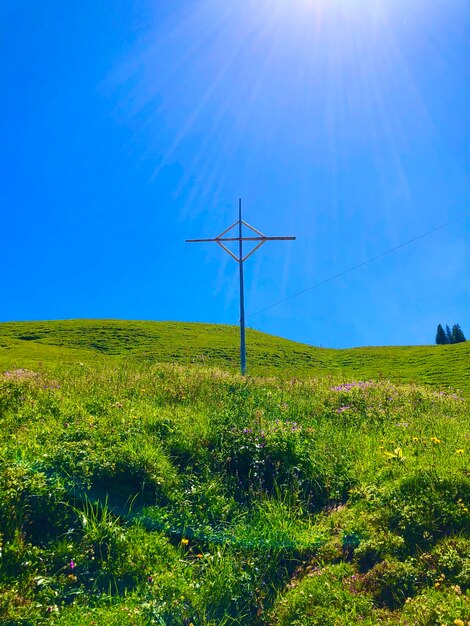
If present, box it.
[0,321,469,624]
[0,319,469,395]
[0,353,469,624]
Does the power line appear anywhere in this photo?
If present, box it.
[247,214,469,319]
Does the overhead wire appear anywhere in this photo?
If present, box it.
[246,213,469,320]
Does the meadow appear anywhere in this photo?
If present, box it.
[0,320,469,624]
[1,319,469,396]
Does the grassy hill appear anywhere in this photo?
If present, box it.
[0,319,469,395]
[0,320,469,624]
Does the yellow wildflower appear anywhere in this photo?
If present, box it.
[181,538,189,546]
[412,437,419,442]
[454,620,464,626]
[455,449,464,455]
[430,437,441,444]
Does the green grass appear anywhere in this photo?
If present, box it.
[0,320,469,624]
[0,319,469,395]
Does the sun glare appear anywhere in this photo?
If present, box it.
[115,0,434,235]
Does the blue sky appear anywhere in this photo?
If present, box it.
[1,0,469,348]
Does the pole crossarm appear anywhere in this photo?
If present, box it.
[185,200,296,374]
[186,220,295,264]
[186,236,296,242]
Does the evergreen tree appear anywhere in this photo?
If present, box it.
[435,324,447,345]
[445,324,453,344]
[451,324,466,344]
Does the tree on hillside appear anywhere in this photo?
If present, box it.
[445,324,453,344]
[452,324,466,344]
[435,324,447,345]
[435,322,467,344]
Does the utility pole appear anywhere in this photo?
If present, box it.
[186,199,295,375]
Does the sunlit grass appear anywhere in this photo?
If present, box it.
[0,319,469,396]
[0,346,468,623]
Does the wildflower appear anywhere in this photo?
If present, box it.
[454,620,464,626]
[69,560,75,570]
[430,437,441,444]
[331,381,374,392]
[181,538,189,546]
[455,449,464,455]
[148,576,153,583]
[196,553,203,558]
[412,437,419,442]
[384,447,406,462]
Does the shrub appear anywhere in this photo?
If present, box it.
[361,558,419,609]
[418,537,470,591]
[400,587,470,625]
[381,470,470,548]
[354,530,406,572]
[270,563,374,626]
[0,462,71,544]
[215,421,355,508]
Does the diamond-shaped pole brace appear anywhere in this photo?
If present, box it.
[186,199,295,375]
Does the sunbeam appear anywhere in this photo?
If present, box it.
[103,0,470,346]
[2,0,470,352]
